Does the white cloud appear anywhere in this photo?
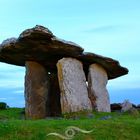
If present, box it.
[13,90,24,95]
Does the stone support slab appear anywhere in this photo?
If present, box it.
[88,64,111,112]
[57,58,92,113]
[25,61,49,119]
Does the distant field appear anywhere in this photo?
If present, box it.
[0,108,140,140]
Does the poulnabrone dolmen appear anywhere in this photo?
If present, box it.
[0,25,128,119]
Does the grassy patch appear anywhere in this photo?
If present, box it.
[0,108,24,120]
[0,108,140,140]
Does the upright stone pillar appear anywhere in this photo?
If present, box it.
[25,61,49,119]
[88,64,111,112]
[57,58,92,113]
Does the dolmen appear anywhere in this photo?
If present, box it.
[0,25,128,119]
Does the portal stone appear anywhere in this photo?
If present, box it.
[57,58,92,113]
[25,61,49,119]
[88,64,111,112]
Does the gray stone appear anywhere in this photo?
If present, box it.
[121,100,132,112]
[25,61,49,119]
[99,115,112,120]
[1,37,17,47]
[87,113,94,119]
[57,58,92,113]
[88,64,111,112]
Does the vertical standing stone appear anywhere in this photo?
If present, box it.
[25,61,49,119]
[88,64,111,112]
[57,58,92,113]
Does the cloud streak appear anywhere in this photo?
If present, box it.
[83,25,124,34]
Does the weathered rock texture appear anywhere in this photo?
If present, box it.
[88,64,111,112]
[25,61,49,119]
[0,25,128,79]
[57,58,92,113]
[121,100,133,112]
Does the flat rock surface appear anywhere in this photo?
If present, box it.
[57,58,92,113]
[88,64,111,112]
[25,61,49,119]
[0,25,128,79]
[121,100,133,112]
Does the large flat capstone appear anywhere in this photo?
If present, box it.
[0,25,128,79]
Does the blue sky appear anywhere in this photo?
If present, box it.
[0,0,140,107]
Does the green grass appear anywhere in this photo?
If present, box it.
[0,108,140,140]
[0,108,24,120]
